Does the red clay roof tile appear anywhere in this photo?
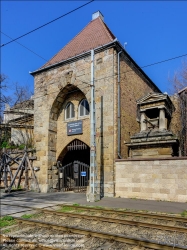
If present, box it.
[40,17,116,69]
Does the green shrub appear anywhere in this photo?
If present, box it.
[18,144,25,150]
[0,216,15,228]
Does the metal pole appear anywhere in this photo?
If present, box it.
[87,49,100,202]
[118,51,122,159]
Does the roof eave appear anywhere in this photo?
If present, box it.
[30,39,117,76]
[30,39,161,95]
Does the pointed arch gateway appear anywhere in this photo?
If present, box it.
[58,139,90,192]
[47,84,90,192]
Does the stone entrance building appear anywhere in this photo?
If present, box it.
[30,11,170,195]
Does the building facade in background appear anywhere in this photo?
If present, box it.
[2,99,34,147]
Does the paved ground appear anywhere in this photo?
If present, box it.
[0,190,186,216]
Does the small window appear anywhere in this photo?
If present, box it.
[79,99,89,116]
[65,102,75,119]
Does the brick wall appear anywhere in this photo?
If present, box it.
[115,158,187,202]
[119,53,160,158]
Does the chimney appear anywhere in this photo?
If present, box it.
[92,11,104,21]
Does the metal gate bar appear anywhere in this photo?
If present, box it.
[59,161,89,193]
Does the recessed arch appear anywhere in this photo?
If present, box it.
[57,139,90,166]
[58,139,90,192]
[48,84,90,175]
[50,84,86,121]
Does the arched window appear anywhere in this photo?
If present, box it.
[65,102,75,119]
[79,99,89,116]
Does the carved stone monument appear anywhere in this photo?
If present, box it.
[126,93,179,158]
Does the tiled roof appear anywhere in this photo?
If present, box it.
[40,17,116,69]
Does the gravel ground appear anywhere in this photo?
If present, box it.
[29,213,187,247]
[72,209,187,228]
[1,209,187,249]
[0,225,151,250]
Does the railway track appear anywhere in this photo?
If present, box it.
[2,202,187,230]
[1,234,60,250]
[1,203,187,249]
[60,204,187,224]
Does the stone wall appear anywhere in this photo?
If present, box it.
[115,158,187,202]
[11,126,34,146]
[34,48,117,195]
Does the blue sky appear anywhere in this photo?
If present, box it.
[1,1,187,95]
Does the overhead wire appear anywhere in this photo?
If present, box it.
[0,0,94,48]
[2,50,186,106]
[1,0,185,84]
[32,52,187,102]
[77,52,187,83]
[1,31,48,61]
[2,2,186,104]
[3,51,187,119]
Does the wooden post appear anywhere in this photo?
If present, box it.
[8,152,27,193]
[16,165,24,189]
[0,153,4,187]
[26,157,40,193]
[25,156,29,190]
[4,154,8,190]
[7,165,11,185]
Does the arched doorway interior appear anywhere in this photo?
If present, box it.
[58,139,90,193]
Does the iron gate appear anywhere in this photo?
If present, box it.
[58,161,89,193]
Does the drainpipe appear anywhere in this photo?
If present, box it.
[118,51,122,159]
[87,49,100,202]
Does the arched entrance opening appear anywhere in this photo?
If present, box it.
[58,139,90,193]
[48,83,89,173]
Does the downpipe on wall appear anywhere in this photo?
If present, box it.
[118,50,122,159]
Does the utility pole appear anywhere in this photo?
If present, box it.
[87,49,100,202]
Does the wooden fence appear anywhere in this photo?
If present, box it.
[0,148,40,193]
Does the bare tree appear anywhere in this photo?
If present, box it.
[0,74,11,121]
[9,97,34,149]
[12,82,32,105]
[169,60,187,94]
[0,74,34,150]
[169,60,187,156]
[178,88,187,156]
